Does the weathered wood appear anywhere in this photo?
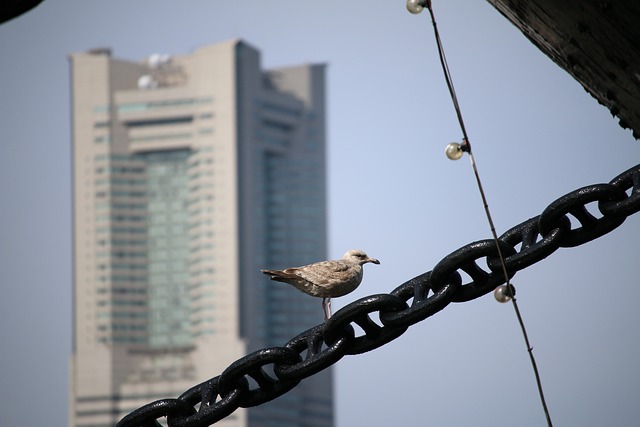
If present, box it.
[487,0,640,139]
[0,0,46,24]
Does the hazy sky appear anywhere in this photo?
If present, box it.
[1,1,639,426]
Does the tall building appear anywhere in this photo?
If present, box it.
[69,40,330,427]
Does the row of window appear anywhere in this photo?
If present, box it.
[96,190,146,198]
[186,206,215,217]
[94,127,314,150]
[189,316,215,325]
[148,199,190,210]
[92,131,212,148]
[96,202,146,211]
[97,239,146,246]
[191,329,215,338]
[187,183,214,193]
[97,299,146,307]
[188,243,214,253]
[98,275,146,283]
[125,116,193,127]
[98,324,146,332]
[129,132,192,143]
[93,112,212,128]
[258,100,302,117]
[148,262,189,273]
[187,157,214,169]
[96,226,146,234]
[96,311,147,319]
[187,170,214,181]
[97,261,193,273]
[184,195,215,207]
[94,154,141,163]
[190,268,215,276]
[97,272,197,282]
[75,391,181,403]
[94,135,110,144]
[97,264,146,271]
[96,214,146,223]
[95,178,146,186]
[93,148,212,165]
[95,175,210,187]
[148,213,191,225]
[117,96,213,113]
[152,229,183,243]
[96,166,145,174]
[262,118,294,132]
[186,256,215,266]
[97,287,147,295]
[187,280,214,290]
[98,336,146,344]
[96,251,146,258]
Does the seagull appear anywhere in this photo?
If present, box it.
[261,249,380,319]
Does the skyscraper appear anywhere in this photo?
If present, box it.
[69,40,330,427]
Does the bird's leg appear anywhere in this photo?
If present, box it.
[322,298,332,320]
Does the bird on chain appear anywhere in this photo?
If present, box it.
[261,249,380,320]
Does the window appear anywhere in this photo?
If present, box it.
[126,116,193,127]
[117,97,213,113]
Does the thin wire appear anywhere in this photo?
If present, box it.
[424,3,553,426]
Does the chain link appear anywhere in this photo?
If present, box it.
[117,163,640,427]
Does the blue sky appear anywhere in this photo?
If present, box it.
[1,1,639,426]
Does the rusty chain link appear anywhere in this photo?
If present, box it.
[117,163,640,427]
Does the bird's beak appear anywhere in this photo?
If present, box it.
[368,257,380,265]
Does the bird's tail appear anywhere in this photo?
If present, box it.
[261,269,298,282]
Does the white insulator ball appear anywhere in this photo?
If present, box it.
[445,142,464,160]
[406,0,425,14]
[494,284,515,303]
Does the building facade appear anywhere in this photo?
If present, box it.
[69,40,330,427]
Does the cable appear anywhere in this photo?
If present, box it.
[424,2,553,425]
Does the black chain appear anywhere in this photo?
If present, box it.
[117,163,640,427]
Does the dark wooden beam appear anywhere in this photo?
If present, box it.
[487,0,640,139]
[0,0,46,24]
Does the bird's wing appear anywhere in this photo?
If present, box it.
[293,260,352,286]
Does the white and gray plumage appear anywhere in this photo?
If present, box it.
[261,249,380,320]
